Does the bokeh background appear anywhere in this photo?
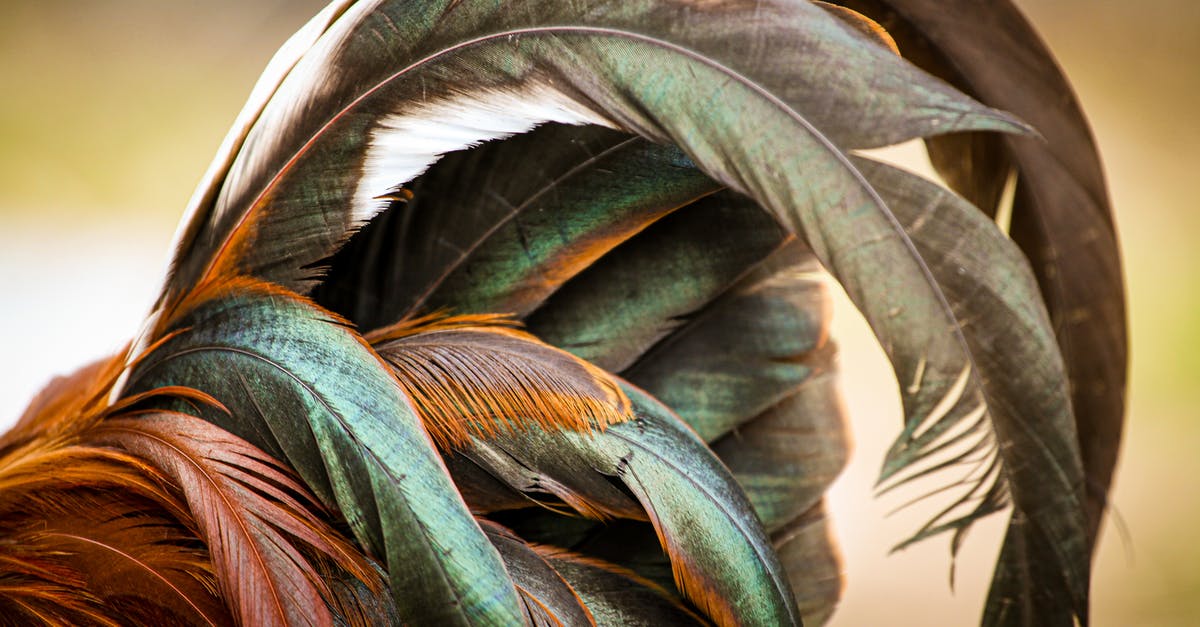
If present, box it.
[0,1,1194,624]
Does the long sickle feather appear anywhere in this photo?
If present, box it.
[835,0,1126,561]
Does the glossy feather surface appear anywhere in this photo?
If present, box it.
[2,1,1125,625]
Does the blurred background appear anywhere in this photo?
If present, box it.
[0,1,1194,624]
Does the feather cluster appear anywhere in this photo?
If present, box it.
[2,1,1124,625]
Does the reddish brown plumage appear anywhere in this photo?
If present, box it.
[0,351,382,626]
[371,312,632,450]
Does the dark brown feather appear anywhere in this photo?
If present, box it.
[836,0,1126,552]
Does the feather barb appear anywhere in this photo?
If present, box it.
[370,312,631,450]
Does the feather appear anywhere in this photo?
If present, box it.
[316,124,720,330]
[458,383,801,626]
[624,241,830,440]
[168,0,358,301]
[835,0,1126,560]
[454,431,646,523]
[479,520,595,627]
[852,157,1089,624]
[370,312,630,450]
[89,412,379,627]
[120,278,526,625]
[533,545,707,626]
[713,371,849,625]
[770,502,843,627]
[710,366,848,535]
[616,238,849,622]
[454,440,647,523]
[526,192,787,372]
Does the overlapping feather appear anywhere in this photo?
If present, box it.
[444,384,802,626]
[833,0,1126,560]
[3,1,1123,625]
[123,279,528,624]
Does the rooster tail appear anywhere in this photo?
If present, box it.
[6,1,1124,625]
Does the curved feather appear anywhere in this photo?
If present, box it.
[526,192,787,372]
[480,520,595,627]
[623,241,830,440]
[120,279,526,625]
[712,370,848,625]
[852,157,1089,624]
[458,383,801,627]
[167,0,357,301]
[616,240,850,622]
[836,0,1126,558]
[90,412,379,627]
[770,502,843,627]
[534,545,707,626]
[451,436,645,522]
[316,124,720,330]
[154,0,1021,316]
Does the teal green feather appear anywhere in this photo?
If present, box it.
[460,383,801,626]
[525,193,787,372]
[621,239,849,622]
[122,285,525,625]
[623,241,827,441]
[317,124,720,329]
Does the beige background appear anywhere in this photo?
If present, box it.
[0,1,1194,624]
